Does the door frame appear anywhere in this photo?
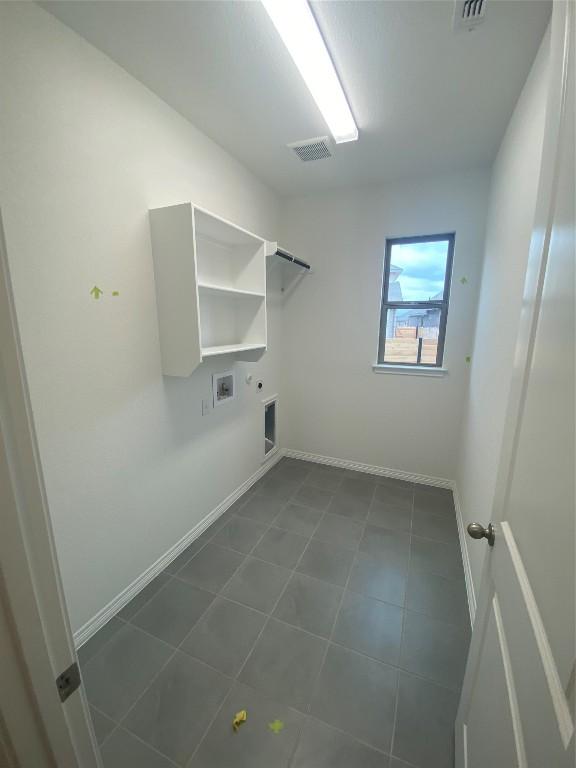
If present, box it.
[456,0,574,758]
[0,211,101,767]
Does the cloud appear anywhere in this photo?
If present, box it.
[390,241,448,301]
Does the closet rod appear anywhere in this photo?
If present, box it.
[275,248,311,271]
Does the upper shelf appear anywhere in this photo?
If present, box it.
[194,207,263,249]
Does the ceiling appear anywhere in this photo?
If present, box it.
[42,0,551,196]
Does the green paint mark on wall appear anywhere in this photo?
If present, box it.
[465,355,471,363]
[112,291,120,296]
[90,286,103,299]
[460,276,468,285]
[268,719,284,735]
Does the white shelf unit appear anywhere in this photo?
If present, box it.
[149,203,267,376]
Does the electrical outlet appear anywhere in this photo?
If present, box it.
[202,398,211,416]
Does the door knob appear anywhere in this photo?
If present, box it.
[467,522,495,547]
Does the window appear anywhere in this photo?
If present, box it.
[377,233,455,368]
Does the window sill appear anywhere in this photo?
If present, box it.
[372,364,448,377]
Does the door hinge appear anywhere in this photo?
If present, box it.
[56,661,81,703]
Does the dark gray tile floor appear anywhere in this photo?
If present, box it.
[79,458,470,768]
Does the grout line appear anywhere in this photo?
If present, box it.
[305,713,395,758]
[232,502,318,681]
[227,504,323,768]
[181,468,313,669]
[229,476,323,680]
[105,637,201,764]
[284,482,379,765]
[390,484,415,762]
[285,717,308,768]
[101,565,243,764]
[88,702,115,723]
[104,726,182,767]
[210,518,276,557]
[161,520,224,577]
[182,682,236,765]
[110,649,176,730]
[305,482,377,709]
[408,528,462,547]
[119,573,176,625]
[98,722,120,752]
[78,616,129,670]
[88,703,122,752]
[93,622,191,761]
[284,693,310,766]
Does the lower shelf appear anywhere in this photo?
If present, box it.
[201,343,266,358]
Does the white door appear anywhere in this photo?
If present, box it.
[456,2,575,767]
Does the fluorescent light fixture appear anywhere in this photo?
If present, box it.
[261,0,358,143]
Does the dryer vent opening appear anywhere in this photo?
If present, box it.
[265,400,276,455]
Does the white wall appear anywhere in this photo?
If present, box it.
[0,3,280,635]
[278,170,490,481]
[456,29,550,596]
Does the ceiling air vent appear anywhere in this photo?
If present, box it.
[453,0,487,31]
[288,136,332,162]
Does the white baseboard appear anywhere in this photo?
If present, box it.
[74,450,284,648]
[452,484,477,626]
[284,448,452,489]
